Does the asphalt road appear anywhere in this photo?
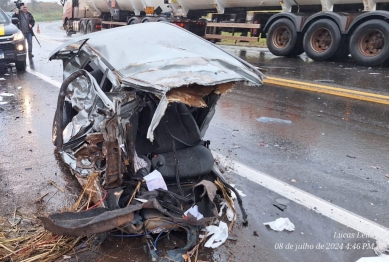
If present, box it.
[0,21,388,262]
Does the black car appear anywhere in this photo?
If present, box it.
[0,8,26,71]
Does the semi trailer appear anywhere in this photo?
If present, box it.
[61,0,389,66]
[60,0,207,37]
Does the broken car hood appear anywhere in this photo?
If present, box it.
[49,22,264,93]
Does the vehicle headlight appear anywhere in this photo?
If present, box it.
[13,31,24,41]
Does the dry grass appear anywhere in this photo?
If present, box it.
[0,173,103,261]
[0,221,82,262]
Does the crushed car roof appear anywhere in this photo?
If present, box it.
[49,22,264,93]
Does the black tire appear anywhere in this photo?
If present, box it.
[349,19,389,66]
[86,21,94,34]
[157,17,167,22]
[15,59,26,72]
[332,36,350,60]
[80,20,87,34]
[128,18,140,25]
[303,19,341,61]
[288,36,304,56]
[266,18,298,56]
[65,20,73,37]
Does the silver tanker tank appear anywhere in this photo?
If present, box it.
[115,0,170,15]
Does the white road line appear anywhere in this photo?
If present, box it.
[213,152,389,246]
[26,68,61,88]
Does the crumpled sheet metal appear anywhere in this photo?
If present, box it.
[40,180,220,236]
[39,204,142,236]
[49,22,264,94]
[40,199,204,236]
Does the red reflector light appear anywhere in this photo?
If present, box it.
[180,23,184,27]
[95,25,102,29]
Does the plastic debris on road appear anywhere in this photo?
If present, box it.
[257,117,292,124]
[374,240,389,257]
[184,205,204,220]
[230,184,247,197]
[264,217,295,231]
[201,221,229,248]
[143,170,167,191]
[218,184,245,222]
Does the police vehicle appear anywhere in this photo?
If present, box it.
[0,8,26,71]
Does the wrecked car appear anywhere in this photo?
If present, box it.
[41,22,264,260]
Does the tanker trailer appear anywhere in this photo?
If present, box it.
[167,0,389,66]
[61,0,206,37]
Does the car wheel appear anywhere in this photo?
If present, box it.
[349,19,389,66]
[15,59,26,72]
[266,18,298,56]
[303,19,341,61]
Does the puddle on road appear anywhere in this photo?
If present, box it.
[0,93,15,105]
[223,47,389,94]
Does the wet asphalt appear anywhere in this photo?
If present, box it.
[0,21,388,262]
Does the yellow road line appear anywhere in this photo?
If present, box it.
[264,76,389,105]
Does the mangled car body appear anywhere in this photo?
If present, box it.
[42,22,264,260]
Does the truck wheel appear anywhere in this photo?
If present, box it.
[332,36,350,60]
[267,18,298,56]
[80,20,87,35]
[157,17,167,22]
[289,36,304,56]
[128,18,140,25]
[349,20,389,66]
[15,59,26,72]
[303,19,341,61]
[65,20,72,37]
[87,21,94,34]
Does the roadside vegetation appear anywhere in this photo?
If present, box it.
[1,0,62,22]
[218,31,268,48]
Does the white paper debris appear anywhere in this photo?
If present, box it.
[17,86,22,89]
[374,241,389,257]
[229,184,247,197]
[0,78,5,81]
[143,170,167,191]
[184,205,204,220]
[218,201,235,221]
[204,221,229,248]
[263,217,295,231]
[218,184,246,222]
